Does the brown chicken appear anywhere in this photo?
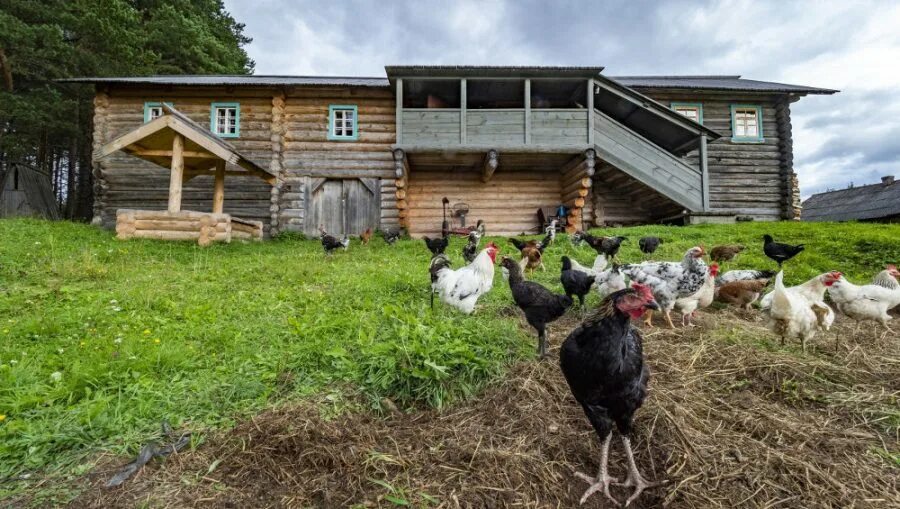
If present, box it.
[715,278,768,309]
[519,245,545,273]
[360,228,372,245]
[710,244,745,263]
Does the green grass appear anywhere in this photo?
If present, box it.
[1,218,898,493]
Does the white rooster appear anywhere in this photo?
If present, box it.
[674,263,719,326]
[760,271,841,351]
[622,246,708,328]
[430,242,499,314]
[827,265,900,335]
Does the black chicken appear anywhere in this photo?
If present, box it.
[508,237,533,254]
[382,228,402,245]
[638,236,662,257]
[501,257,572,358]
[462,231,480,263]
[560,284,661,506]
[561,256,596,306]
[537,232,552,253]
[423,235,448,256]
[588,235,627,259]
[319,228,349,255]
[571,230,588,247]
[762,234,804,267]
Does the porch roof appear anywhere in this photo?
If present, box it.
[385,65,605,81]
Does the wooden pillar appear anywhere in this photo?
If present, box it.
[699,134,710,211]
[524,79,531,145]
[213,160,225,213]
[395,78,403,144]
[167,133,184,213]
[587,79,595,145]
[460,78,467,144]
[481,149,499,182]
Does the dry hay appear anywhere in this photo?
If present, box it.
[76,309,899,508]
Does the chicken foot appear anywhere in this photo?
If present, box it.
[537,329,549,359]
[614,436,663,507]
[575,434,619,505]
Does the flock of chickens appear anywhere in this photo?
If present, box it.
[319,224,899,506]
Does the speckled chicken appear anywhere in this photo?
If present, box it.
[622,246,707,328]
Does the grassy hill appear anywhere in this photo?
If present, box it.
[1,218,898,503]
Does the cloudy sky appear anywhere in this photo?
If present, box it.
[224,0,900,198]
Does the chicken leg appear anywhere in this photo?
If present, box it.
[615,436,661,507]
[575,433,618,505]
[537,329,549,359]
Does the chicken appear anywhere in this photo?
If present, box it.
[422,235,448,256]
[571,230,588,247]
[710,244,744,263]
[638,236,661,257]
[508,237,536,255]
[761,271,837,352]
[519,244,544,273]
[717,269,776,286]
[560,284,661,506]
[622,246,707,328]
[544,219,558,244]
[587,235,627,259]
[382,228,402,245]
[596,265,628,300]
[827,268,900,336]
[561,256,596,307]
[502,257,573,358]
[475,219,486,237]
[319,227,349,255]
[565,253,609,278]
[873,264,900,294]
[360,228,372,245]
[763,234,804,267]
[430,242,499,314]
[673,263,720,326]
[715,279,769,310]
[462,230,481,263]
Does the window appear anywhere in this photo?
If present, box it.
[671,102,703,124]
[143,102,171,123]
[210,102,240,138]
[328,105,358,141]
[730,105,763,142]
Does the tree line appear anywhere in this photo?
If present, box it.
[0,0,254,220]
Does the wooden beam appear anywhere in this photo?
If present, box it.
[481,149,499,182]
[396,78,403,144]
[584,148,596,176]
[129,148,218,159]
[700,134,710,211]
[460,78,467,144]
[587,79,595,145]
[167,133,184,213]
[524,78,531,145]
[213,160,226,213]
[393,148,409,178]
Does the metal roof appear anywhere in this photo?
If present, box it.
[801,178,900,222]
[612,75,838,95]
[59,75,390,87]
[385,65,605,79]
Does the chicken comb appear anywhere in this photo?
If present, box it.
[887,264,897,271]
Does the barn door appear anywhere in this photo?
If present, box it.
[305,178,379,236]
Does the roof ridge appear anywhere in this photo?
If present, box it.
[611,75,742,79]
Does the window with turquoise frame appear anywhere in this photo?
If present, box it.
[328,105,358,141]
[210,102,240,138]
[143,102,172,123]
[730,104,764,142]
[670,102,703,124]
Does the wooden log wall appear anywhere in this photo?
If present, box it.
[634,90,790,221]
[559,153,594,232]
[590,162,682,226]
[91,92,109,224]
[269,92,286,235]
[96,87,275,230]
[775,97,801,219]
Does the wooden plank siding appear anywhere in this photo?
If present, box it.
[634,90,790,220]
[401,110,460,144]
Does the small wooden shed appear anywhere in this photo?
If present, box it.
[0,162,60,220]
[97,105,275,245]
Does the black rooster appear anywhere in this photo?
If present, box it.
[762,234,804,267]
[560,284,661,506]
[462,231,480,263]
[423,235,448,256]
[561,256,596,307]
[588,235,627,259]
[382,228,402,245]
[319,228,349,255]
[508,237,532,254]
[501,257,572,358]
[638,236,662,257]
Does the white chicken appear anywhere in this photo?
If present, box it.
[674,263,720,326]
[827,265,900,334]
[430,242,499,314]
[760,271,841,351]
[564,253,609,278]
[622,246,708,328]
[595,265,627,300]
[716,269,776,286]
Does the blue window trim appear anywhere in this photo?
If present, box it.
[730,104,764,143]
[327,104,359,141]
[670,102,704,125]
[143,102,172,123]
[210,102,241,138]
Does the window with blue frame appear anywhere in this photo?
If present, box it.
[210,102,240,138]
[328,105,358,141]
[143,102,171,123]
[730,105,764,142]
[670,102,703,124]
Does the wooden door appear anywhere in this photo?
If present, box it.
[305,178,379,236]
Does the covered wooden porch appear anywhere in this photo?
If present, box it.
[96,105,275,245]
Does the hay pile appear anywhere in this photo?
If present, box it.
[79,309,899,508]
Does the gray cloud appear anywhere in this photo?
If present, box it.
[225,0,900,198]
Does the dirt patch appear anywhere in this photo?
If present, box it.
[75,309,899,508]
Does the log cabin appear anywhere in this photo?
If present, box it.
[66,66,836,238]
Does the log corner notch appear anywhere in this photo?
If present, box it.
[481,149,499,182]
[560,148,595,233]
[393,149,410,228]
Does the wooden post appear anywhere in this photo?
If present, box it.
[699,134,710,211]
[167,133,184,213]
[213,160,225,213]
[524,79,531,145]
[481,149,499,182]
[460,78,467,145]
[396,78,403,144]
[587,79,595,145]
